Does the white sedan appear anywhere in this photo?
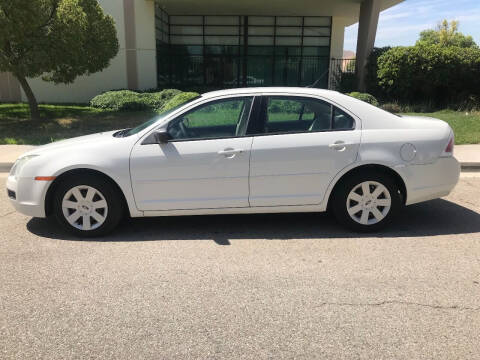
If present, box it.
[7,88,460,237]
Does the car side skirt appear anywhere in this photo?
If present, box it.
[139,204,325,217]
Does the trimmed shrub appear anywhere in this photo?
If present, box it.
[90,90,143,111]
[377,44,480,106]
[348,92,379,107]
[90,89,181,111]
[159,92,200,113]
[140,89,181,110]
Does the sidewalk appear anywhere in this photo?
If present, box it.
[0,145,35,172]
[454,144,480,171]
[0,144,479,172]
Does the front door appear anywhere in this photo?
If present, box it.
[248,95,361,207]
[130,96,255,211]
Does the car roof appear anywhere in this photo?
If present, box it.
[201,87,340,99]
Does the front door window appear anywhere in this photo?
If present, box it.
[168,97,254,141]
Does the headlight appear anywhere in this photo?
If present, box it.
[10,155,39,178]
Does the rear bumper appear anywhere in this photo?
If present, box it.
[398,157,460,205]
[6,175,49,218]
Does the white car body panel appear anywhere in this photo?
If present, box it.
[7,131,142,218]
[249,130,361,206]
[130,137,253,210]
[6,87,460,222]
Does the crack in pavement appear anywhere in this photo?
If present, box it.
[316,300,480,311]
[0,211,15,218]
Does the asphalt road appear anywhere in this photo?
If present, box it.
[1,173,480,359]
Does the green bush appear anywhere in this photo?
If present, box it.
[336,72,357,93]
[365,47,391,99]
[380,103,402,113]
[90,89,181,111]
[159,92,200,113]
[377,45,480,106]
[347,92,379,107]
[140,89,181,110]
[90,90,143,111]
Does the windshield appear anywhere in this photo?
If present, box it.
[121,96,201,137]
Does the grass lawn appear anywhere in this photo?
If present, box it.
[401,110,480,145]
[0,103,156,145]
[1,104,479,145]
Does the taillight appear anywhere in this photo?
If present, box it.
[442,134,454,157]
[445,137,454,153]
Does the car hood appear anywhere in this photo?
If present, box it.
[21,130,120,157]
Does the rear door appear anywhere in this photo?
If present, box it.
[248,95,361,207]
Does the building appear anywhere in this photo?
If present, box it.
[0,0,403,103]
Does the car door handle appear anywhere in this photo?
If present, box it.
[218,148,244,157]
[329,141,354,151]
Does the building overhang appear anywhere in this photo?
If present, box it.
[153,0,403,25]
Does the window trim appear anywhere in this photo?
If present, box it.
[245,95,357,137]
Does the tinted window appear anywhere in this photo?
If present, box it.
[122,96,200,137]
[267,99,315,122]
[168,97,254,140]
[262,97,331,135]
[333,107,355,130]
[258,96,355,135]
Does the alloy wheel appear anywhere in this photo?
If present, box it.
[346,181,392,225]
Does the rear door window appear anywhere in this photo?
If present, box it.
[252,96,355,135]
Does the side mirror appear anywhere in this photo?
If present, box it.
[153,130,170,144]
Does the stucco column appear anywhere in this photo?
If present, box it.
[123,0,138,90]
[123,0,156,91]
[355,0,381,92]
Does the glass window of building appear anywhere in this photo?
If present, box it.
[155,5,331,90]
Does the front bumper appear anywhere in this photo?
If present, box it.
[398,156,461,206]
[6,175,50,218]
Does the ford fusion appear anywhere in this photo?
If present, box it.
[7,88,460,237]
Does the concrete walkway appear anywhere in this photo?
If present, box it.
[0,145,35,172]
[0,144,479,173]
[454,144,480,171]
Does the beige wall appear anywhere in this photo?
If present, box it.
[20,0,157,104]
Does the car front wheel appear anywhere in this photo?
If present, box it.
[332,171,403,232]
[53,174,124,237]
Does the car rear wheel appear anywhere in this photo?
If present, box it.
[331,171,402,232]
[53,174,124,237]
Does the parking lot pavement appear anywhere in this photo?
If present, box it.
[1,173,480,360]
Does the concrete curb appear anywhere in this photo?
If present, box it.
[0,163,13,173]
[461,162,480,172]
[1,162,480,174]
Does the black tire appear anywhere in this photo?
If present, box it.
[53,174,124,237]
[331,171,403,232]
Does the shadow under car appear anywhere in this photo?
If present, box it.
[27,199,480,244]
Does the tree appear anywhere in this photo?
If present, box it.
[0,0,119,120]
[416,20,477,48]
